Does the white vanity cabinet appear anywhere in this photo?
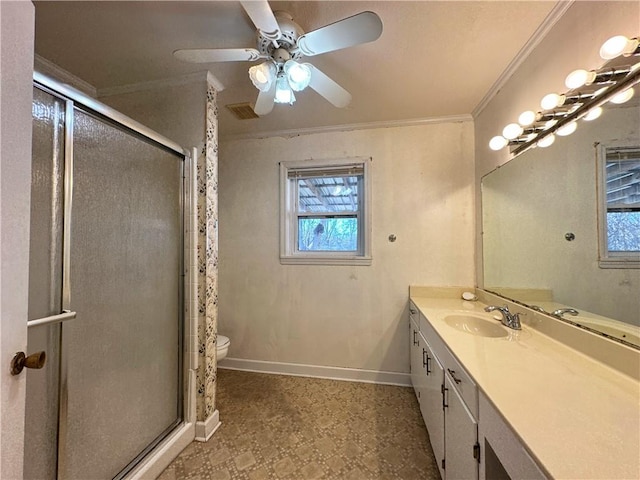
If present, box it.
[444,374,479,479]
[410,303,479,480]
[409,303,423,398]
[420,336,445,478]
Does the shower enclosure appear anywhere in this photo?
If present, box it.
[25,74,189,479]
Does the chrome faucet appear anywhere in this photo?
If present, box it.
[484,305,522,330]
[551,308,579,318]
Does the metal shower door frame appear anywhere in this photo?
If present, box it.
[32,72,191,480]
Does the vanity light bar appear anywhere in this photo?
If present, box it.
[489,34,640,154]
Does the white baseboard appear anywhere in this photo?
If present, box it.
[195,409,221,442]
[127,422,194,480]
[218,358,411,387]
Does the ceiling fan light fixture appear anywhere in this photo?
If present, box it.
[275,74,296,104]
[249,61,276,92]
[284,60,312,91]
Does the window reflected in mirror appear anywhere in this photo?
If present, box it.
[599,145,640,266]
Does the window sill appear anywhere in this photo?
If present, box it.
[598,258,640,269]
[280,255,372,266]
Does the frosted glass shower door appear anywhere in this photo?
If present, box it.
[59,108,183,479]
[24,87,66,480]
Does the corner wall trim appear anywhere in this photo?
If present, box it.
[34,54,98,98]
[217,358,411,387]
[471,0,574,118]
[194,410,221,442]
[221,114,473,142]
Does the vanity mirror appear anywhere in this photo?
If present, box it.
[482,99,640,349]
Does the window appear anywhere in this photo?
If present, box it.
[280,157,371,265]
[598,144,640,268]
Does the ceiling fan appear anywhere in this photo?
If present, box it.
[173,1,383,115]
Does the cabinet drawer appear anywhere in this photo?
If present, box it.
[420,313,478,419]
[409,301,419,329]
[440,345,478,419]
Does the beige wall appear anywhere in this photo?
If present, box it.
[218,122,475,373]
[100,81,207,149]
[474,1,640,285]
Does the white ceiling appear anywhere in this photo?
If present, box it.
[33,1,557,138]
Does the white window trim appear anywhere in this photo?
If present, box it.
[597,142,640,269]
[279,157,372,266]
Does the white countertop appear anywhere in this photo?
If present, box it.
[410,295,640,480]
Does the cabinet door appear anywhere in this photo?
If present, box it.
[444,375,479,480]
[421,337,445,479]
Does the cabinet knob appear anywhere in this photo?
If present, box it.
[10,351,46,376]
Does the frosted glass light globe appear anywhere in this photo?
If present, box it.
[600,35,639,60]
[556,121,577,137]
[284,60,312,91]
[518,110,537,126]
[609,88,635,105]
[541,93,565,110]
[565,69,596,89]
[583,107,603,121]
[502,123,524,140]
[489,136,508,151]
[537,134,555,148]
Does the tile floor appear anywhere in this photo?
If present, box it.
[159,369,441,480]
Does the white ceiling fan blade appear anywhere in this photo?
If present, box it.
[173,48,264,63]
[254,81,276,115]
[297,11,383,57]
[307,64,352,108]
[240,1,281,44]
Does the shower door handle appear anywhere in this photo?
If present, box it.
[27,310,77,329]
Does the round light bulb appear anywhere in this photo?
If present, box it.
[289,64,307,83]
[565,69,596,89]
[489,136,508,151]
[248,62,276,92]
[541,93,565,110]
[284,60,312,91]
[274,74,295,104]
[599,35,638,60]
[556,121,577,137]
[255,70,268,84]
[544,119,558,129]
[518,110,537,126]
[609,88,635,104]
[537,134,555,148]
[583,107,603,121]
[502,123,524,140]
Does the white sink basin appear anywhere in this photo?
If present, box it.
[444,314,509,338]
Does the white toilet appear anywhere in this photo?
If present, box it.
[216,335,230,361]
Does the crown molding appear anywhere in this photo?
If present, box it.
[34,54,98,97]
[97,70,225,98]
[220,113,473,142]
[471,0,574,118]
